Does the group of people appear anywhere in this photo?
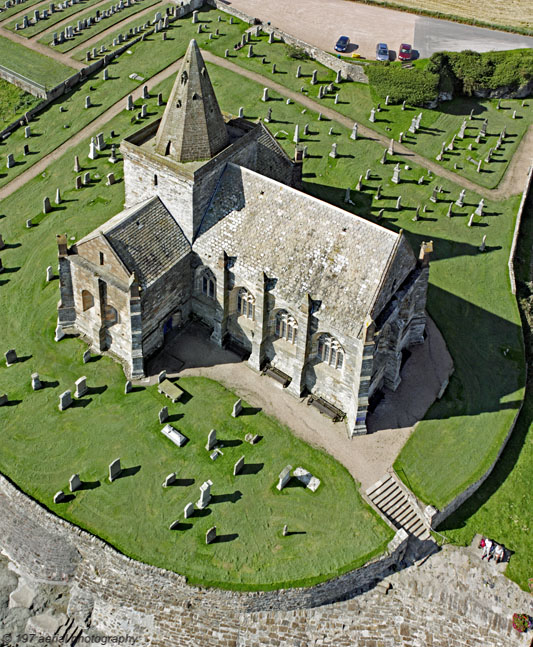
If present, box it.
[479,537,505,563]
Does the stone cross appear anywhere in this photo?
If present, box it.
[206,428,217,451]
[159,406,168,424]
[31,373,41,390]
[206,526,216,544]
[455,190,465,207]
[262,87,269,102]
[369,108,376,123]
[350,123,358,140]
[58,390,72,411]
[5,349,17,366]
[232,399,242,418]
[184,502,194,518]
[276,465,292,490]
[163,472,176,487]
[69,473,82,492]
[329,143,337,158]
[233,455,245,476]
[109,458,121,482]
[197,480,213,509]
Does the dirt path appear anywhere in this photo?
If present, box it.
[202,50,531,199]
[0,56,183,201]
[0,24,84,69]
[68,0,164,55]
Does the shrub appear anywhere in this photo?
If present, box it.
[512,613,530,633]
[285,44,311,61]
[366,64,439,105]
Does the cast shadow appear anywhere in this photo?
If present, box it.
[210,491,242,504]
[172,477,194,487]
[214,533,238,543]
[79,480,100,490]
[167,413,184,422]
[219,438,243,447]
[2,400,22,407]
[240,406,261,416]
[41,380,60,389]
[239,462,264,475]
[87,385,107,396]
[117,465,141,479]
[285,530,306,536]
[71,398,92,408]
[193,507,212,517]
[284,477,306,489]
[56,494,75,503]
[170,521,193,531]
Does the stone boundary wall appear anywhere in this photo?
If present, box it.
[508,165,533,295]
[207,0,369,83]
[0,64,47,98]
[0,472,412,611]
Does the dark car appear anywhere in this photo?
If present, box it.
[398,43,412,61]
[376,42,389,61]
[334,36,350,52]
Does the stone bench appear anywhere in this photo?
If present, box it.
[158,379,183,403]
[262,364,291,388]
[307,395,345,422]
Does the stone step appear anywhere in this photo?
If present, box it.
[373,483,402,508]
[365,475,395,498]
[380,492,407,516]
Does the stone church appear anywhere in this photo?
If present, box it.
[56,39,432,436]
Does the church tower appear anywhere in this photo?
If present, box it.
[155,39,229,162]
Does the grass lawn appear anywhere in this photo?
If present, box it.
[0,78,40,125]
[5,0,106,37]
[0,57,526,587]
[0,35,75,88]
[38,0,161,52]
[0,0,45,21]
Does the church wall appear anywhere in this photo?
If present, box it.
[254,132,297,187]
[76,238,130,284]
[140,255,192,359]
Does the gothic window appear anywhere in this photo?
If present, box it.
[237,287,255,320]
[317,334,344,370]
[99,252,105,265]
[202,272,216,299]
[274,310,298,344]
[81,290,94,311]
[104,305,118,327]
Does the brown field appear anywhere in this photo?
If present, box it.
[357,0,533,31]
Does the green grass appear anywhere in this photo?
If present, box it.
[5,0,106,37]
[0,49,527,587]
[0,34,75,88]
[0,78,40,125]
[0,0,46,21]
[38,0,161,52]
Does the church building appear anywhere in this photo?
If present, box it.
[56,39,432,436]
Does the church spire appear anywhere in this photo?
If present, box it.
[154,39,229,162]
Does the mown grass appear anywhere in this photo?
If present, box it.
[0,0,45,22]
[38,0,160,52]
[0,34,74,87]
[0,78,40,125]
[5,0,106,37]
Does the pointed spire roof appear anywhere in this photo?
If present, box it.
[154,39,229,162]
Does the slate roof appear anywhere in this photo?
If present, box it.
[80,196,191,288]
[195,164,416,337]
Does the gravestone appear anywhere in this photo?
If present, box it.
[69,473,81,492]
[53,491,66,504]
[83,349,91,363]
[282,524,288,536]
[391,163,400,184]
[74,155,80,172]
[369,108,376,123]
[127,94,134,110]
[88,140,97,160]
[412,206,420,222]
[277,465,292,490]
[446,202,453,218]
[429,186,438,203]
[329,143,337,158]
[5,349,17,366]
[75,376,87,398]
[197,479,213,509]
[75,176,82,190]
[83,172,90,185]
[24,126,31,138]
[85,96,91,109]
[356,175,362,191]
[206,526,216,544]
[108,144,118,164]
[43,197,51,214]
[158,370,166,384]
[334,93,339,105]
[479,235,487,252]
[455,189,465,207]
[31,373,42,390]
[328,127,333,136]
[398,132,404,143]
[95,132,105,151]
[238,106,244,118]
[26,218,33,228]
[262,87,269,102]
[55,188,61,205]
[232,399,242,418]
[365,168,371,180]
[142,85,149,99]
[395,196,402,210]
[163,472,176,487]
[380,150,387,165]
[265,107,272,123]
[0,235,4,251]
[317,85,324,100]
[233,455,244,476]
[157,93,163,106]
[58,390,72,410]
[169,519,181,530]
[374,185,382,200]
[206,428,217,450]
[109,458,121,482]
[124,380,132,394]
[296,65,301,78]
[293,124,299,144]
[158,406,168,423]
[0,394,7,406]
[184,502,194,518]
[106,173,115,186]
[311,70,317,85]
[468,214,474,227]
[475,199,484,216]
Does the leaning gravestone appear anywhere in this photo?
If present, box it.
[69,473,81,492]
[109,458,121,482]
[5,349,17,366]
[169,519,181,530]
[53,491,66,504]
[75,376,87,398]
[58,390,72,411]
[184,502,194,518]
[31,373,42,390]
[0,394,7,406]
[162,472,176,487]
[124,380,132,394]
[159,406,168,424]
[206,428,217,450]
[233,455,245,476]
[277,465,292,491]
[232,399,242,418]
[83,349,91,364]
[206,526,216,544]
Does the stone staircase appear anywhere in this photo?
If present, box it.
[365,472,432,541]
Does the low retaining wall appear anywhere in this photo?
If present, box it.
[0,64,47,98]
[208,0,369,83]
[509,165,533,294]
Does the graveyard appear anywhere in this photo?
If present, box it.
[0,1,532,595]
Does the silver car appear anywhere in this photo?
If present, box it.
[376,43,389,62]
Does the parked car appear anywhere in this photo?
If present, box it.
[376,43,389,61]
[334,36,350,53]
[398,43,412,61]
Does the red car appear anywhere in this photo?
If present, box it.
[398,43,412,61]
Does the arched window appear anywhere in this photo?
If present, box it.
[200,270,216,299]
[237,287,255,320]
[317,334,344,369]
[274,310,298,344]
[81,290,94,311]
[104,305,118,327]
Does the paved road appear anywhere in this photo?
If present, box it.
[225,0,533,60]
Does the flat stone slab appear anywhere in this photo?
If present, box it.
[26,612,67,636]
[293,467,321,492]
[9,582,37,609]
[158,379,184,403]
[161,424,188,447]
